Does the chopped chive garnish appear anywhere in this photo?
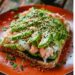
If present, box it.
[2,27,8,31]
[6,54,16,61]
[10,61,17,69]
[12,63,17,69]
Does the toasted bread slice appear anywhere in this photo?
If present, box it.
[0,7,70,69]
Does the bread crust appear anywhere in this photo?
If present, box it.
[0,40,66,69]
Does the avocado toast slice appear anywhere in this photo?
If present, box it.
[0,7,70,69]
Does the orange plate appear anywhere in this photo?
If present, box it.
[0,5,73,75]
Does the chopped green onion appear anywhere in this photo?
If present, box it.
[2,27,8,31]
[6,54,16,61]
[12,63,17,69]
[10,61,18,69]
